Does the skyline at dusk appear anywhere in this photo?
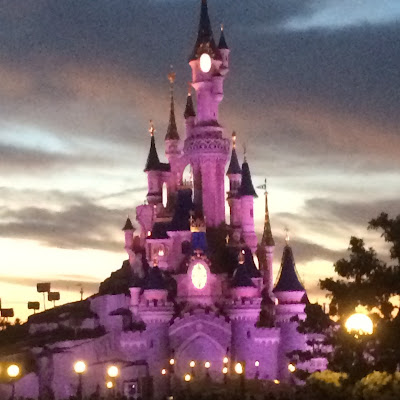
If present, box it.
[1,0,399,320]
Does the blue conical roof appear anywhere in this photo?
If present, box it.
[144,135,161,172]
[189,0,220,61]
[273,245,305,292]
[238,161,257,197]
[227,148,241,175]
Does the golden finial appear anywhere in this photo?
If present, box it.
[168,65,176,85]
[149,120,155,136]
[232,131,237,149]
[284,227,290,244]
[221,23,224,32]
[243,142,247,161]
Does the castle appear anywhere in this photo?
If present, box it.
[0,1,316,399]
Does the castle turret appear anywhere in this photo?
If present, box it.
[238,156,258,253]
[122,217,135,265]
[218,24,230,74]
[227,132,242,232]
[145,122,163,205]
[184,87,196,135]
[273,239,307,381]
[257,180,275,293]
[184,0,230,227]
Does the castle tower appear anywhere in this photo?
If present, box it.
[164,69,181,209]
[145,122,163,205]
[122,216,135,265]
[184,0,230,226]
[273,240,307,381]
[184,85,196,131]
[227,132,242,234]
[257,180,275,293]
[238,156,258,253]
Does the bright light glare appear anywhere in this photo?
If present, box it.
[184,373,191,382]
[169,358,175,365]
[107,365,119,378]
[106,381,113,389]
[161,369,167,375]
[205,361,211,369]
[223,356,229,364]
[200,53,212,73]
[288,363,296,373]
[234,362,243,375]
[73,361,86,374]
[255,360,260,367]
[190,361,195,368]
[7,364,20,378]
[222,367,228,374]
[345,313,373,336]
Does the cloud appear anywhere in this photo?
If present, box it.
[0,197,133,251]
[0,275,100,293]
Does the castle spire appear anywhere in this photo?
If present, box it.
[261,179,275,246]
[190,0,219,60]
[184,84,196,119]
[165,67,179,140]
[218,24,229,49]
[227,132,241,175]
[144,120,161,171]
[238,157,257,197]
[273,242,304,293]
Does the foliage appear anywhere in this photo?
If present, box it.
[295,370,350,400]
[353,371,400,400]
[319,213,400,379]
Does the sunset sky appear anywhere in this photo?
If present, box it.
[0,0,399,320]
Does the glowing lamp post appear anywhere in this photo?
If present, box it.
[73,361,86,400]
[288,363,296,373]
[255,360,260,379]
[204,361,211,379]
[189,360,195,377]
[222,366,228,384]
[345,313,373,337]
[235,362,245,398]
[7,364,20,400]
[107,365,119,395]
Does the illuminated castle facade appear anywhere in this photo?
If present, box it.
[0,2,316,399]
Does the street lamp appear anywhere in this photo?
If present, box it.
[345,313,373,337]
[7,364,20,400]
[255,360,260,379]
[184,373,191,382]
[73,361,86,400]
[223,356,229,364]
[222,366,228,384]
[235,362,245,398]
[161,368,167,375]
[205,361,211,379]
[189,360,196,377]
[106,381,113,389]
[107,365,119,395]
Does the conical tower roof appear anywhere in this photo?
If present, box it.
[273,244,304,292]
[218,26,229,49]
[261,188,275,246]
[227,147,241,175]
[144,134,161,172]
[189,0,220,61]
[184,92,196,119]
[165,70,180,140]
[122,217,134,231]
[238,161,257,197]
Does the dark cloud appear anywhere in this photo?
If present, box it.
[0,144,111,173]
[0,198,132,252]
